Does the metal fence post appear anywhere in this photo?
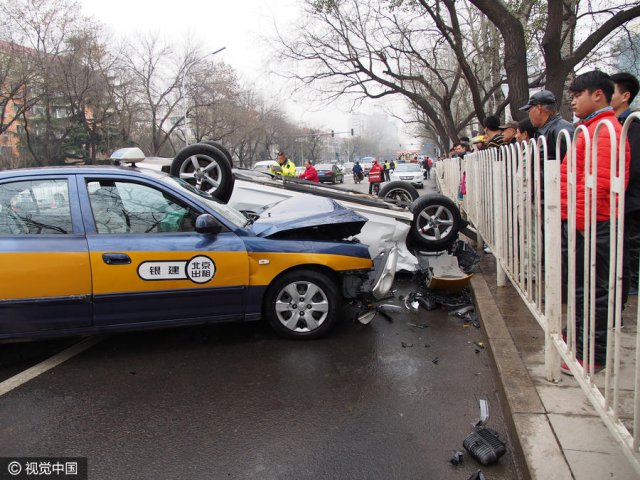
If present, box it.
[544,156,562,381]
[493,151,507,286]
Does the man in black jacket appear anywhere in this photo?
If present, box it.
[611,72,640,298]
[520,90,574,161]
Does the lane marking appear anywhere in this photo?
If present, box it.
[0,336,105,398]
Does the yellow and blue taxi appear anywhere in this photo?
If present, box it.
[0,166,397,340]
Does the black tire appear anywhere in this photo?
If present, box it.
[198,141,233,166]
[170,144,235,203]
[378,181,420,208]
[409,194,462,251]
[264,269,339,339]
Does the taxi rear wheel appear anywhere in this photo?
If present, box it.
[264,270,339,339]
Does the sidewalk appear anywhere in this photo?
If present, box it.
[473,254,639,479]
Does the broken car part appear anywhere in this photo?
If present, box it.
[463,428,507,466]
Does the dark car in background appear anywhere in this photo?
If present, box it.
[315,164,344,184]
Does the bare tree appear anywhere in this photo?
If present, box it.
[276,0,507,148]
[466,0,640,116]
[188,62,242,145]
[0,41,42,137]
[57,27,119,162]
[121,35,204,156]
[1,0,90,165]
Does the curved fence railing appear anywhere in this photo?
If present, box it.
[435,112,640,474]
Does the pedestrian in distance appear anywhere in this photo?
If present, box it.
[515,119,536,143]
[383,160,391,181]
[610,72,640,300]
[423,157,432,179]
[270,150,297,177]
[500,120,519,144]
[352,161,364,183]
[483,116,505,149]
[559,70,631,375]
[471,135,486,151]
[298,160,320,182]
[368,159,384,195]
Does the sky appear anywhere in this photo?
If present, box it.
[78,0,401,136]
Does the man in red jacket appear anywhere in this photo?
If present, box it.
[560,70,631,375]
[368,159,384,194]
[298,160,319,182]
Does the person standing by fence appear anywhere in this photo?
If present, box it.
[560,70,631,374]
[520,90,574,161]
[610,73,640,299]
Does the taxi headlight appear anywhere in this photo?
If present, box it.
[371,244,399,299]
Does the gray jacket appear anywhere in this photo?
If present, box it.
[536,114,575,161]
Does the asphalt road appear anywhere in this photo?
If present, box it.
[0,173,521,479]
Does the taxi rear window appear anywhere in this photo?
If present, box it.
[0,179,71,234]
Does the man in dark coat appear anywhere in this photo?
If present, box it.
[611,72,640,299]
[520,90,574,161]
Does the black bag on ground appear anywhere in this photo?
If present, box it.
[463,428,506,465]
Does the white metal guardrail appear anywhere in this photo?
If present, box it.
[436,113,640,473]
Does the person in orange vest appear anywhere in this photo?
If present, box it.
[368,159,384,195]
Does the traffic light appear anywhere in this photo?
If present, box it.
[351,128,354,136]
[331,130,334,137]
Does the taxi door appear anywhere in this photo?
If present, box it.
[0,175,92,335]
[77,175,250,327]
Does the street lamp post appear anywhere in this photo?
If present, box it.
[183,46,226,147]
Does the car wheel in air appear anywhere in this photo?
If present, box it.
[409,194,462,251]
[264,270,339,339]
[378,181,420,208]
[198,141,234,166]
[170,143,235,203]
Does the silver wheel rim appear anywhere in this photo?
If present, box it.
[383,188,413,208]
[178,154,224,194]
[415,204,455,241]
[274,280,329,333]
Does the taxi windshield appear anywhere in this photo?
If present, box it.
[160,176,249,228]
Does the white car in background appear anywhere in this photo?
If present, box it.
[390,163,424,188]
[253,160,276,173]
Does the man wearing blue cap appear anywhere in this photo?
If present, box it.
[520,89,574,161]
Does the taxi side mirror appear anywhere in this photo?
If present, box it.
[195,214,222,235]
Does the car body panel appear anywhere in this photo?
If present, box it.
[250,196,367,240]
[0,173,93,334]
[86,234,250,327]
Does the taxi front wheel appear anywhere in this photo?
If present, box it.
[264,270,339,339]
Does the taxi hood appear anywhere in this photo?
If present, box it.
[250,196,367,240]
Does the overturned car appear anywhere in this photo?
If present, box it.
[114,142,466,272]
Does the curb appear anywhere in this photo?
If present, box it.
[471,270,573,480]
